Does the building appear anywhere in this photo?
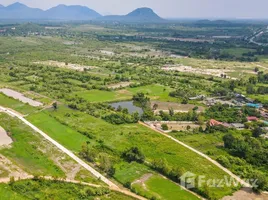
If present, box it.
[189,95,206,100]
[260,111,268,119]
[246,103,262,109]
[230,123,245,129]
[209,119,223,126]
[247,116,259,121]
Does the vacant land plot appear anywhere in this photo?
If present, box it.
[0,179,136,200]
[0,126,12,146]
[0,93,37,115]
[0,88,43,107]
[169,132,227,158]
[114,162,152,185]
[149,121,204,131]
[27,106,237,199]
[128,84,173,101]
[34,60,98,71]
[151,101,205,113]
[75,89,131,103]
[132,174,200,200]
[162,65,233,78]
[223,188,268,200]
[0,113,65,177]
[108,82,133,89]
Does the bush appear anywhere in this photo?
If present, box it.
[161,124,168,130]
[122,147,145,163]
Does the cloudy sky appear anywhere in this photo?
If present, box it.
[1,0,268,19]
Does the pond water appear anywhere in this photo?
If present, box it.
[110,101,143,115]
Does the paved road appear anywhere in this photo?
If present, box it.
[0,106,146,200]
[139,121,251,188]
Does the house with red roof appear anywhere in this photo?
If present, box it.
[247,116,258,122]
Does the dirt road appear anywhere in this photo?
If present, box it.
[0,106,146,200]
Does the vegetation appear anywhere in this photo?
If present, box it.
[0,179,135,200]
[1,20,268,200]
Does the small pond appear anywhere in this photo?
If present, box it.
[110,101,143,115]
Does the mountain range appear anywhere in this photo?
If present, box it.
[0,2,163,22]
[101,8,163,22]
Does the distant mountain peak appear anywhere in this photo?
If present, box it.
[0,4,4,8]
[125,7,162,21]
[7,2,27,8]
[45,4,102,20]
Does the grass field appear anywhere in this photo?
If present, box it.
[75,89,131,103]
[0,113,65,177]
[0,184,26,200]
[74,84,174,103]
[133,174,200,200]
[0,179,135,200]
[26,111,88,153]
[26,106,237,199]
[127,84,173,101]
[114,162,152,185]
[169,132,229,159]
[222,48,256,57]
[0,93,37,115]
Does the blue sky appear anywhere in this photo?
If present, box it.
[1,0,268,19]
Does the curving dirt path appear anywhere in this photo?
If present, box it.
[0,106,146,200]
[139,121,251,188]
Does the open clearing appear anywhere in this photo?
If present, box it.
[26,106,237,199]
[0,93,37,115]
[223,188,268,200]
[151,101,205,113]
[0,88,43,107]
[162,64,234,79]
[108,82,133,89]
[0,126,12,146]
[147,121,204,131]
[34,60,98,71]
[132,174,200,200]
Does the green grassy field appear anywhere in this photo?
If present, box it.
[0,184,26,200]
[114,162,152,185]
[127,84,173,101]
[26,111,88,153]
[0,113,65,177]
[74,84,174,103]
[26,106,237,199]
[75,89,130,103]
[222,48,256,57]
[0,179,135,200]
[0,93,38,115]
[133,174,200,200]
[169,132,228,158]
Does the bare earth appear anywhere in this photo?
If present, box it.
[0,88,43,107]
[0,126,12,146]
[162,65,234,79]
[0,154,30,181]
[108,82,132,89]
[222,188,268,200]
[151,101,205,113]
[34,60,98,71]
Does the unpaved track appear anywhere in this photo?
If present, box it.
[0,106,145,200]
[139,121,251,188]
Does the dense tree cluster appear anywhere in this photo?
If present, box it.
[122,147,145,163]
